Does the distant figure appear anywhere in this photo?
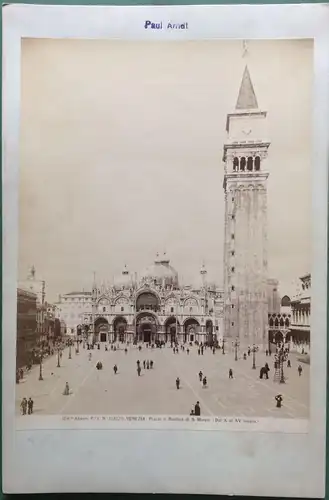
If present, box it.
[176,377,180,389]
[111,345,113,351]
[275,394,283,408]
[190,408,195,416]
[20,368,24,380]
[298,365,303,377]
[124,348,128,354]
[113,364,118,375]
[16,370,20,384]
[147,361,150,370]
[187,348,190,355]
[248,347,251,356]
[265,350,268,356]
[97,344,100,350]
[176,348,179,354]
[143,360,146,369]
[173,348,175,354]
[105,345,108,351]
[213,348,216,355]
[194,401,201,416]
[139,346,142,352]
[243,353,247,360]
[89,353,92,361]
[202,376,207,388]
[198,349,201,356]
[137,360,140,367]
[287,359,291,368]
[199,371,203,382]
[229,369,233,379]
[63,382,70,396]
[27,397,34,415]
[20,397,27,415]
[150,360,153,369]
[137,366,141,376]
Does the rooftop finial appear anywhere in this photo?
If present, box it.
[236,66,258,110]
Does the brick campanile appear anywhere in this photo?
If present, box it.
[223,66,270,348]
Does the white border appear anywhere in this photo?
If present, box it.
[2,3,328,496]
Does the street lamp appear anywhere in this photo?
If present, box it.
[252,344,257,369]
[234,338,240,361]
[57,344,61,367]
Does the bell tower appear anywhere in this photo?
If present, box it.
[223,66,270,347]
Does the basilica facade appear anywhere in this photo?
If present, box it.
[68,254,224,345]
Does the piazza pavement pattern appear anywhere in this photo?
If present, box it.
[16,344,309,418]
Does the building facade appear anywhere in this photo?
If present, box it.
[16,288,38,368]
[290,273,311,343]
[57,255,224,344]
[223,66,270,347]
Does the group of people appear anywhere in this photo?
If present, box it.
[20,397,34,415]
[136,359,154,376]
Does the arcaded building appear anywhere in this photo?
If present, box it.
[58,254,224,344]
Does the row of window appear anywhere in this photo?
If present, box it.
[233,156,261,172]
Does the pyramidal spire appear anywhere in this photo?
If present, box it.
[236,66,258,110]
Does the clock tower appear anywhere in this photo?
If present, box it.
[223,66,270,347]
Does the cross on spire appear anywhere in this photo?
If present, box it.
[236,66,258,110]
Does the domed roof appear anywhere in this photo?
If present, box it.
[113,265,133,290]
[140,253,178,288]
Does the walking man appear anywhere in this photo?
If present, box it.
[199,370,203,382]
[229,368,233,379]
[137,366,141,376]
[298,365,303,377]
[143,360,146,369]
[27,397,34,415]
[202,376,207,388]
[113,364,118,375]
[176,377,180,390]
[194,401,201,416]
[20,397,27,415]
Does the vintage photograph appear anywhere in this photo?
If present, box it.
[16,38,312,420]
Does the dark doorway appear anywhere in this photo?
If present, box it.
[100,332,107,342]
[143,325,152,343]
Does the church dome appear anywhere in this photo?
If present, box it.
[113,265,133,290]
[140,253,179,288]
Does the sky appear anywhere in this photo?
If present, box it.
[19,39,312,302]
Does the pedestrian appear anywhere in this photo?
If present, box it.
[199,370,203,382]
[298,365,303,376]
[190,408,195,416]
[194,401,201,416]
[20,397,27,415]
[202,376,207,388]
[63,382,70,396]
[150,360,153,369]
[137,360,140,367]
[139,345,142,352]
[243,353,247,360]
[173,348,175,354]
[124,348,128,354]
[98,344,100,350]
[105,345,108,351]
[213,348,216,355]
[187,348,190,355]
[20,368,24,380]
[198,349,200,356]
[113,364,118,374]
[27,397,34,415]
[275,394,283,408]
[229,368,233,379]
[287,359,291,368]
[89,353,92,361]
[248,347,251,356]
[265,349,268,356]
[143,360,146,369]
[176,377,180,389]
[137,366,141,376]
[111,344,113,351]
[176,348,179,354]
[16,370,20,384]
[147,361,150,370]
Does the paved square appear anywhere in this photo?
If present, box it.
[16,344,309,418]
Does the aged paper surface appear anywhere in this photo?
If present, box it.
[2,3,328,496]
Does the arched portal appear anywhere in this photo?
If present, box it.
[136,312,158,343]
[113,316,128,343]
[164,316,180,343]
[136,292,160,313]
[94,317,109,343]
[184,318,200,342]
